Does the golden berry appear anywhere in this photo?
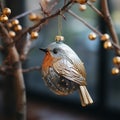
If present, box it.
[29,13,38,21]
[11,19,19,26]
[112,67,120,75]
[88,32,97,40]
[103,40,112,49]
[9,31,16,38]
[3,8,11,16]
[29,13,43,21]
[101,34,110,41]
[30,31,39,39]
[113,56,120,65]
[7,22,13,28]
[75,0,88,4]
[14,24,22,31]
[55,35,64,42]
[79,4,87,11]
[0,15,8,22]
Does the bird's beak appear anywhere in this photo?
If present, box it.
[39,48,48,52]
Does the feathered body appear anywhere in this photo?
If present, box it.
[41,42,93,106]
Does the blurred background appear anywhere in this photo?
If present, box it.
[0,0,120,120]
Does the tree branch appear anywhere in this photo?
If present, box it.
[10,8,40,21]
[67,10,120,50]
[67,9,102,36]
[13,0,73,44]
[8,46,26,120]
[23,66,41,73]
[28,0,73,32]
[87,2,104,17]
[101,0,120,55]
[0,19,26,120]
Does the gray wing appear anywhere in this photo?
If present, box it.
[53,59,87,86]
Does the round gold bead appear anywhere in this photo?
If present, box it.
[103,40,112,49]
[88,32,97,40]
[9,31,16,38]
[75,0,88,4]
[0,14,8,22]
[14,24,22,31]
[79,4,87,11]
[29,13,38,21]
[7,22,13,28]
[112,67,120,75]
[29,13,43,21]
[55,35,64,42]
[101,34,110,41]
[113,56,120,65]
[30,31,39,39]
[3,8,11,16]
[11,19,19,26]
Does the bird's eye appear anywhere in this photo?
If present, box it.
[53,48,58,54]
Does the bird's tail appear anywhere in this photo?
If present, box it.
[79,86,93,107]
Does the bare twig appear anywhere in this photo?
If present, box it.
[87,2,104,17]
[0,23,12,40]
[23,66,41,73]
[87,1,120,52]
[40,0,59,16]
[101,0,120,55]
[28,0,73,32]
[67,9,102,36]
[13,0,73,44]
[111,41,120,50]
[10,7,40,20]
[67,10,120,50]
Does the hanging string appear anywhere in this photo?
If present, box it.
[57,14,62,36]
[55,12,64,42]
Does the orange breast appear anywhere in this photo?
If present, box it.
[42,52,54,73]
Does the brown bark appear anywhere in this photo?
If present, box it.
[0,22,26,120]
[101,0,120,55]
[8,46,26,120]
